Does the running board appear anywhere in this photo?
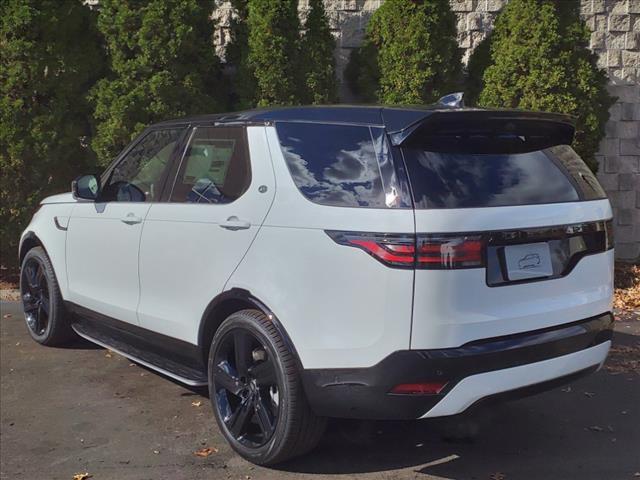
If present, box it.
[71,321,208,387]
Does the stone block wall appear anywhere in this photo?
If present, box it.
[214,0,639,261]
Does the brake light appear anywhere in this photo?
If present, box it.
[417,235,484,268]
[325,231,415,268]
[326,231,485,269]
[390,382,448,395]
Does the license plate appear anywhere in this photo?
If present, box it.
[504,242,553,281]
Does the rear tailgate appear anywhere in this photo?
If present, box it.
[410,201,613,349]
[396,110,614,349]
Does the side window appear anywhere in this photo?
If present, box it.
[103,128,183,202]
[170,126,251,204]
[276,122,394,208]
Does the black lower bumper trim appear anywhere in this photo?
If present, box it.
[301,313,613,419]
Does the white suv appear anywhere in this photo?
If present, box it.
[19,105,614,465]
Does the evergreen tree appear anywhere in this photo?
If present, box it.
[346,0,461,104]
[464,34,492,106]
[478,0,614,171]
[1,0,105,271]
[226,0,255,109]
[242,0,302,107]
[300,0,337,104]
[90,0,225,165]
[344,44,379,103]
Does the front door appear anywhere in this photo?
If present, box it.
[66,127,184,325]
[137,126,275,343]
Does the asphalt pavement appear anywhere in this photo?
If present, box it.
[1,300,639,480]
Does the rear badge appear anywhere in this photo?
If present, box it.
[504,242,553,281]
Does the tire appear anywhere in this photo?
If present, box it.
[208,309,326,465]
[20,246,75,346]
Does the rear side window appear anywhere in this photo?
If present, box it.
[170,126,250,204]
[402,145,605,209]
[276,122,405,208]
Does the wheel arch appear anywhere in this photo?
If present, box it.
[198,288,302,371]
[19,231,46,266]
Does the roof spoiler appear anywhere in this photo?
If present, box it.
[387,109,576,149]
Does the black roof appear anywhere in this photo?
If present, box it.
[155,105,439,129]
[155,105,575,145]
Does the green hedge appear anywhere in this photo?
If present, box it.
[300,0,338,104]
[90,0,225,166]
[346,0,462,104]
[240,0,302,107]
[1,0,105,271]
[473,0,614,172]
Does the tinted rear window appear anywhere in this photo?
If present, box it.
[276,122,387,208]
[402,145,605,209]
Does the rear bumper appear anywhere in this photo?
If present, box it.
[301,312,613,419]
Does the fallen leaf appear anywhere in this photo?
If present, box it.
[105,351,112,358]
[72,473,92,480]
[194,447,218,457]
[191,401,202,407]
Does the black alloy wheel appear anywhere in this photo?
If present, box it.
[21,256,50,337]
[208,310,326,465]
[212,328,279,447]
[19,246,74,346]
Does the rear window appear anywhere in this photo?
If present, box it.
[402,145,605,209]
[276,122,407,208]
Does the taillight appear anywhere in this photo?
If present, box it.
[325,231,415,268]
[416,234,484,269]
[326,231,486,269]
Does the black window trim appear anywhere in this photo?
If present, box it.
[164,123,252,206]
[98,126,190,204]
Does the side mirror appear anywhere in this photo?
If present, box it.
[72,174,100,201]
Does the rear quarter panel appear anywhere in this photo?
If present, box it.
[225,126,415,369]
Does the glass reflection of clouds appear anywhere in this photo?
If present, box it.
[277,123,387,208]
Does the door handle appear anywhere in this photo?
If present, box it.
[220,216,251,231]
[121,212,143,225]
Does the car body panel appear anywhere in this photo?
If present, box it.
[410,200,613,349]
[136,126,276,343]
[225,126,416,369]
[66,202,151,325]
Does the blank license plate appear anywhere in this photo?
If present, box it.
[504,242,553,281]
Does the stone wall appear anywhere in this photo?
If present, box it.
[214,0,639,261]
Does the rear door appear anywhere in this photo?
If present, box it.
[399,114,614,349]
[136,125,275,344]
